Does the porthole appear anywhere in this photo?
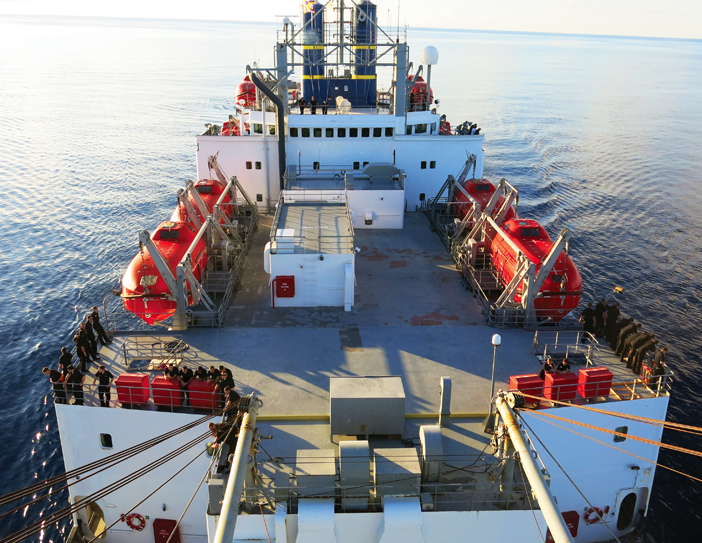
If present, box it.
[100,433,113,449]
[614,426,628,442]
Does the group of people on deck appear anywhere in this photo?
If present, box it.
[298,96,329,115]
[163,363,239,408]
[539,356,572,380]
[580,298,668,380]
[42,306,114,406]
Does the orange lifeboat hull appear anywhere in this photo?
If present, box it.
[490,218,582,322]
[452,178,517,226]
[121,221,209,324]
[170,179,233,225]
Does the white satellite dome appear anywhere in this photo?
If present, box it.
[421,46,439,65]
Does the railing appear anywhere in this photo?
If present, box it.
[269,234,356,255]
[533,331,597,366]
[47,380,226,413]
[238,479,536,513]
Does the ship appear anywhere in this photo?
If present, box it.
[7,2,674,543]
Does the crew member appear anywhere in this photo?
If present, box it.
[298,97,306,114]
[539,357,555,380]
[556,358,572,373]
[223,385,241,407]
[81,322,99,362]
[207,365,221,382]
[194,366,208,380]
[615,322,641,355]
[632,338,658,374]
[610,317,634,350]
[59,346,73,370]
[579,302,596,340]
[179,365,194,405]
[66,366,86,405]
[74,330,92,372]
[623,332,654,366]
[42,367,66,404]
[85,316,101,358]
[604,302,621,343]
[164,363,179,380]
[91,306,111,345]
[595,298,608,337]
[309,96,317,114]
[93,365,114,407]
[322,98,329,114]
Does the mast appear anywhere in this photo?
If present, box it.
[495,393,574,543]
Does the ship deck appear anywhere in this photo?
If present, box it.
[82,212,669,464]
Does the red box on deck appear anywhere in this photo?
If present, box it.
[509,374,543,402]
[578,367,614,399]
[115,373,150,406]
[188,379,220,410]
[544,372,578,401]
[152,376,183,408]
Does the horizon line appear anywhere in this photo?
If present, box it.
[0,12,700,43]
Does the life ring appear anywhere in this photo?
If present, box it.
[584,507,604,525]
[125,512,146,531]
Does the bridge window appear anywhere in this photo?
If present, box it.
[290,127,298,137]
[430,161,436,169]
[253,123,263,134]
[100,433,113,449]
[350,128,358,138]
[313,162,320,170]
[614,426,628,442]
[362,128,370,137]
[407,125,413,135]
[338,128,346,137]
[415,124,427,134]
[385,127,394,137]
[421,161,427,169]
[314,128,322,138]
[326,128,334,137]
[269,125,276,135]
[301,127,310,138]
[353,162,360,170]
[373,127,382,137]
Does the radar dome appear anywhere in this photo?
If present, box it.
[421,46,439,65]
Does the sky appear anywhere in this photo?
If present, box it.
[0,0,700,40]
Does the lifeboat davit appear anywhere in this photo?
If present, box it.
[491,218,582,322]
[170,179,234,224]
[121,221,209,324]
[452,178,517,224]
[407,75,433,110]
[235,75,256,108]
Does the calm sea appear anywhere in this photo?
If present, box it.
[0,15,700,541]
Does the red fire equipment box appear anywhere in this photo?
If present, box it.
[115,373,150,406]
[578,367,614,399]
[188,379,221,410]
[153,518,181,543]
[509,374,543,402]
[152,375,183,408]
[275,275,295,298]
[544,372,578,401]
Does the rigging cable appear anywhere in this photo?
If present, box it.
[519,415,623,543]
[518,410,702,485]
[0,408,224,507]
[0,430,211,543]
[516,392,702,437]
[522,409,702,459]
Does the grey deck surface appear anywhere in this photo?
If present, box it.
[90,212,662,456]
[275,203,352,254]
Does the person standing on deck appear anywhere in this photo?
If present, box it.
[298,97,306,114]
[604,303,621,344]
[43,367,66,404]
[579,302,596,341]
[179,366,194,405]
[91,306,111,345]
[595,298,608,337]
[322,98,329,114]
[632,338,658,374]
[84,318,100,360]
[615,322,641,355]
[66,366,86,405]
[93,365,114,407]
[59,346,73,371]
[610,317,634,350]
[309,96,318,114]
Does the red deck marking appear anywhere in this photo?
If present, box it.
[410,312,460,326]
[389,260,408,269]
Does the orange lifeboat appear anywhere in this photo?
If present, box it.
[121,221,209,324]
[490,218,582,322]
[235,75,256,108]
[170,179,233,224]
[407,75,433,110]
[452,178,517,225]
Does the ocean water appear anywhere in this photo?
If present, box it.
[0,15,701,541]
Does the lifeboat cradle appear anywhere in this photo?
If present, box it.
[132,158,258,330]
[457,214,575,329]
